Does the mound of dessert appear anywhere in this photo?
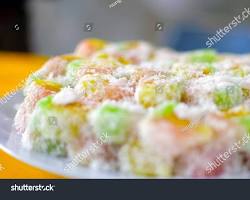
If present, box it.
[14,38,250,178]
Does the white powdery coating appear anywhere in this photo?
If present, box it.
[104,41,154,63]
[22,130,32,150]
[125,42,153,61]
[53,87,79,105]
[113,66,136,79]
[240,76,250,89]
[213,59,238,70]
[139,61,172,73]
[174,103,212,121]
[186,74,242,105]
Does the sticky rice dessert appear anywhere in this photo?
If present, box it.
[15,38,250,178]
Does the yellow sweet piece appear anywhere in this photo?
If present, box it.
[34,78,62,92]
[92,52,130,67]
[117,56,130,65]
[79,74,109,98]
[86,38,107,50]
[118,41,139,51]
[61,54,82,62]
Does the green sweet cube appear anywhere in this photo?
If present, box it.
[213,84,243,111]
[152,101,177,118]
[26,96,87,156]
[66,59,86,85]
[189,49,219,63]
[90,103,132,144]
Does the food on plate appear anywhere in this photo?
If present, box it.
[14,38,250,178]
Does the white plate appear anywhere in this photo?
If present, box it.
[0,91,132,178]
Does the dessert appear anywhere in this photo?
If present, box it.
[14,38,250,178]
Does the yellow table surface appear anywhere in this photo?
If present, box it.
[0,52,63,178]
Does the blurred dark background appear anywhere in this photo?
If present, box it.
[0,0,28,51]
[1,0,250,55]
